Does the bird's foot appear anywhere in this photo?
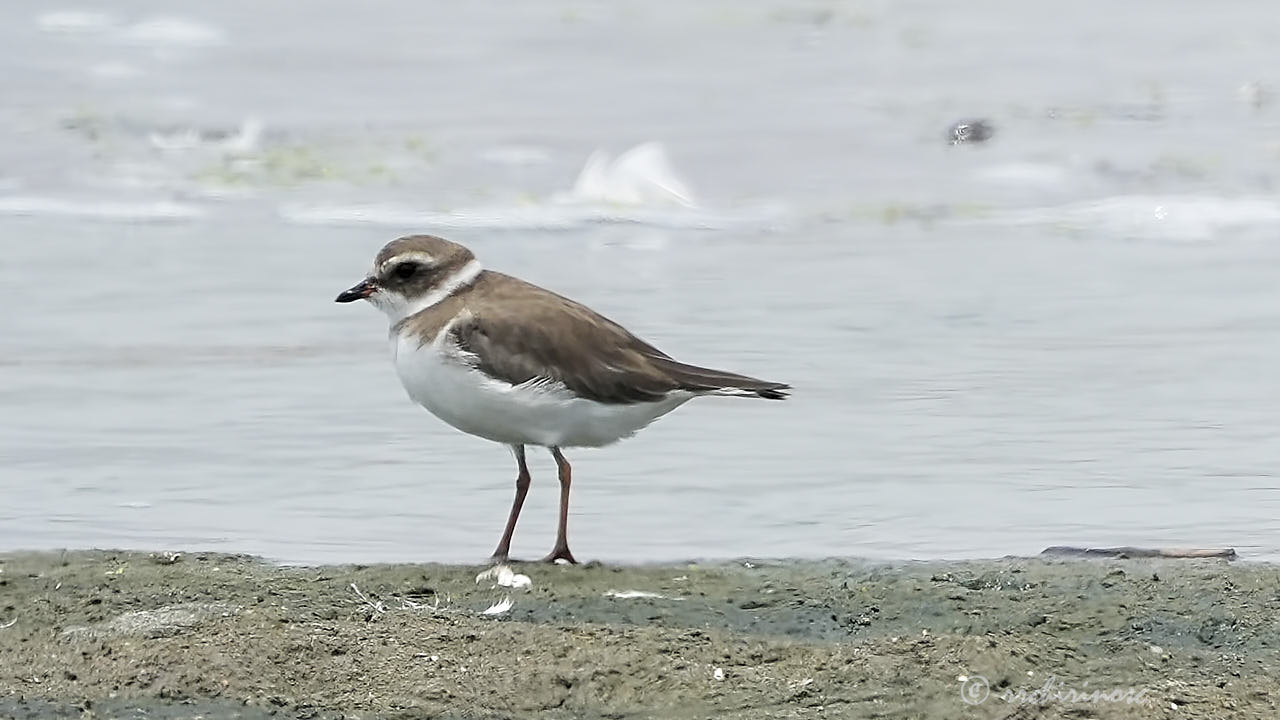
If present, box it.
[539,545,578,565]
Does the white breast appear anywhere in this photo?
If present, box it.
[391,327,693,448]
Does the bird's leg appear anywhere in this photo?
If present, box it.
[541,447,578,564]
[489,444,530,563]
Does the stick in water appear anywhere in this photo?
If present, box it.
[1041,546,1237,559]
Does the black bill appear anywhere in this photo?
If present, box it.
[335,279,376,303]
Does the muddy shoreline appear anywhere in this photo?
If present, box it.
[1,550,1276,719]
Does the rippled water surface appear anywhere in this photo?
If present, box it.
[5,0,1280,564]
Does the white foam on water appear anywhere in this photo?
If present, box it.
[560,142,697,207]
[148,118,263,155]
[117,17,224,47]
[0,196,206,222]
[280,202,578,230]
[277,200,785,231]
[279,141,785,231]
[36,11,117,33]
[969,194,1280,241]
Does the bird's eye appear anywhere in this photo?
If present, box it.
[393,262,418,280]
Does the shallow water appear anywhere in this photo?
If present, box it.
[4,0,1280,564]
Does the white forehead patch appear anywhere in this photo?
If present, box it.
[378,251,436,275]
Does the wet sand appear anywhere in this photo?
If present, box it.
[1,550,1277,719]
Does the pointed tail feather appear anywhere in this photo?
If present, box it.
[650,357,791,400]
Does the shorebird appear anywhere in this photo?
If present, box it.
[336,234,790,563]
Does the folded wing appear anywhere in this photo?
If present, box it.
[449,290,789,405]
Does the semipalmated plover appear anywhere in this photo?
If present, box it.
[337,234,790,564]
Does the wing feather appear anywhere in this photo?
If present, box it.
[449,273,790,404]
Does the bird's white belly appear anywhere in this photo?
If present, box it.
[392,333,691,448]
